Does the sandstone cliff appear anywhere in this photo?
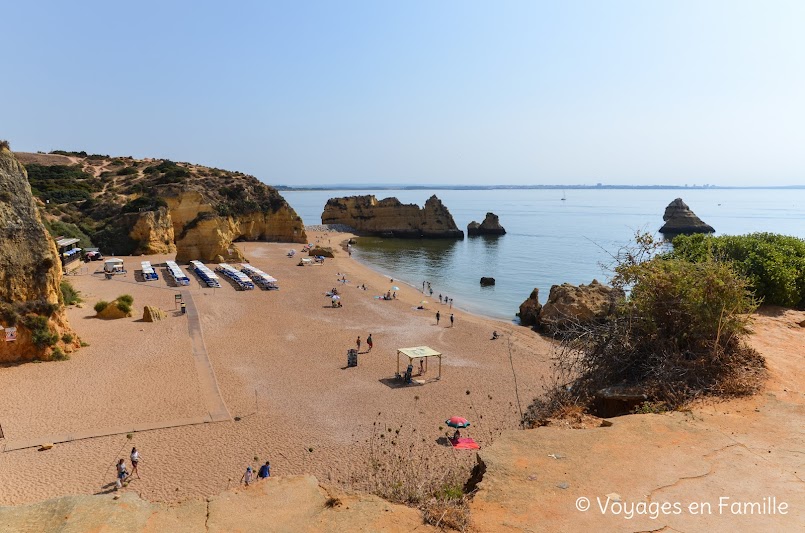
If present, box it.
[659,198,715,236]
[517,280,623,332]
[14,152,307,262]
[321,195,464,238]
[0,144,78,363]
[467,212,506,236]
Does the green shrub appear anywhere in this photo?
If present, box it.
[670,233,805,308]
[60,280,82,305]
[121,196,168,213]
[117,294,134,305]
[51,347,69,361]
[0,303,20,326]
[61,333,74,344]
[94,300,109,313]
[116,301,132,314]
[116,166,138,176]
[25,164,101,204]
[22,315,59,348]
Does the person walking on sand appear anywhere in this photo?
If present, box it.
[258,461,271,480]
[438,294,442,304]
[367,334,373,351]
[241,466,254,486]
[436,311,440,325]
[116,459,128,489]
[449,298,453,309]
[450,313,454,327]
[356,336,362,352]
[422,281,426,292]
[130,447,141,479]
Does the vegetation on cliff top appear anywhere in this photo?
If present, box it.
[668,232,805,308]
[19,151,293,254]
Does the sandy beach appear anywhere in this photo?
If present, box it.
[0,230,555,505]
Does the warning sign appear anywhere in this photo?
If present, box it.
[5,327,17,342]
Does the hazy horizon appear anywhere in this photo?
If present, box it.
[3,1,804,187]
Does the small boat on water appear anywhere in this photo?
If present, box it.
[561,190,566,201]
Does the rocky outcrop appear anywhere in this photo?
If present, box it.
[0,144,78,363]
[539,280,623,332]
[14,151,307,262]
[167,191,307,263]
[142,306,166,322]
[309,246,334,258]
[659,198,714,236]
[517,288,543,327]
[467,212,506,236]
[0,475,437,532]
[125,207,176,254]
[96,300,132,320]
[321,195,464,238]
[480,277,495,286]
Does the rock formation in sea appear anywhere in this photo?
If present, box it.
[467,212,506,236]
[480,277,496,286]
[14,151,307,263]
[0,143,79,363]
[321,195,464,238]
[517,288,543,327]
[538,280,623,333]
[659,198,715,236]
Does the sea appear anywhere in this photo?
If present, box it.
[283,189,805,321]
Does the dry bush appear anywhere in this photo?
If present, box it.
[0,140,9,150]
[423,496,471,531]
[526,232,767,422]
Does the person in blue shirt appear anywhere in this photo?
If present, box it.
[258,461,271,480]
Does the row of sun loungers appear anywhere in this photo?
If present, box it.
[165,260,190,286]
[190,260,221,288]
[216,263,255,290]
[240,264,279,290]
[140,261,159,281]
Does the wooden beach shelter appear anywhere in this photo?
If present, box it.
[396,346,442,383]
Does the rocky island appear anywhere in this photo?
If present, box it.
[14,151,307,263]
[321,194,464,238]
[659,198,715,236]
[467,212,506,236]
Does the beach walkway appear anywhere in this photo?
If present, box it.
[2,287,230,452]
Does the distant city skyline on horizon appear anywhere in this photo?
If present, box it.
[3,1,804,186]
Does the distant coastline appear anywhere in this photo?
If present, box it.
[276,184,805,191]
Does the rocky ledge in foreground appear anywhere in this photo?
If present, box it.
[0,475,436,533]
[321,195,464,239]
[659,198,715,236]
[467,212,506,236]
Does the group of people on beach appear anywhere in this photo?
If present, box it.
[356,334,373,352]
[435,311,455,327]
[115,447,141,489]
[422,281,453,308]
[241,461,271,486]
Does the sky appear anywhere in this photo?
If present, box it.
[2,1,804,186]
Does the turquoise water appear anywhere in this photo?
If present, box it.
[283,189,805,320]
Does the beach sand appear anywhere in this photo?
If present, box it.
[0,231,555,505]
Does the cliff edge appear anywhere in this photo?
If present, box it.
[321,195,464,238]
[0,144,78,363]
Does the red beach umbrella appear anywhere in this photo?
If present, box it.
[446,416,470,428]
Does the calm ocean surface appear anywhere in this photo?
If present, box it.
[283,189,805,321]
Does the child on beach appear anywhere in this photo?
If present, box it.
[356,336,361,351]
[241,466,254,486]
[436,311,440,325]
[258,461,271,479]
[116,459,128,489]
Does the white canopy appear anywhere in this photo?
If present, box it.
[396,346,442,382]
[105,258,124,264]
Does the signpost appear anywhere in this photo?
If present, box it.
[175,293,182,309]
[5,327,16,342]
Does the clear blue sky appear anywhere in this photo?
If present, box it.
[2,1,803,186]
